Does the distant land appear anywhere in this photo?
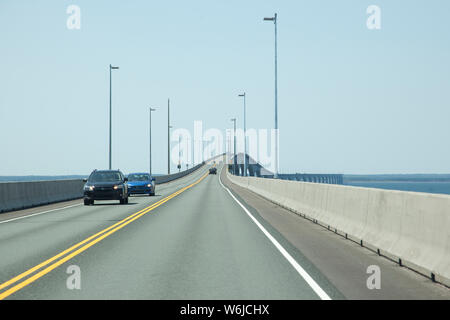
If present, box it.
[2,173,450,195]
[2,173,450,183]
[0,174,166,182]
[0,175,88,182]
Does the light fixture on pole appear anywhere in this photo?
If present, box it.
[167,99,171,174]
[109,64,119,170]
[230,118,237,175]
[238,93,247,177]
[264,13,279,179]
[149,107,157,176]
[178,135,181,172]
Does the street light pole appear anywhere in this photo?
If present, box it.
[109,64,119,170]
[178,135,181,172]
[186,137,189,169]
[149,107,156,176]
[231,118,237,175]
[167,98,170,174]
[238,93,247,176]
[264,13,279,179]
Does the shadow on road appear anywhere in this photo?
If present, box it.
[91,202,138,206]
[129,194,161,198]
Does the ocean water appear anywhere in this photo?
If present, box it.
[344,181,450,196]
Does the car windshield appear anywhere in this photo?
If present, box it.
[89,171,122,182]
[128,174,150,181]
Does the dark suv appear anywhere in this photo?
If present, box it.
[83,170,129,205]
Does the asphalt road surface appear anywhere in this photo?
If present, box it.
[0,161,448,300]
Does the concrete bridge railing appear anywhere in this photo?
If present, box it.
[227,171,450,287]
[278,173,343,184]
[0,179,85,213]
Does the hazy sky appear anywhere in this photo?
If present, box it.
[1,0,449,175]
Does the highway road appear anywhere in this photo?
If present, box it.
[0,160,449,300]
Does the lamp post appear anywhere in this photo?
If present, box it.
[178,135,181,172]
[109,64,119,170]
[149,107,156,176]
[230,118,237,175]
[186,138,189,169]
[264,13,279,179]
[238,93,247,176]
[167,99,171,174]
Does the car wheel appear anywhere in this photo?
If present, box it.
[84,199,90,206]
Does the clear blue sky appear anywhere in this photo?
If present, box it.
[1,0,449,175]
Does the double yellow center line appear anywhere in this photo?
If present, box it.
[0,170,210,300]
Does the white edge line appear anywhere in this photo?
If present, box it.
[218,166,332,301]
[0,203,83,225]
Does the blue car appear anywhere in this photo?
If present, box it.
[127,173,155,196]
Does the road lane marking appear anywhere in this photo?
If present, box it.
[0,170,209,300]
[218,167,332,300]
[0,169,210,292]
[0,196,168,292]
[0,204,83,225]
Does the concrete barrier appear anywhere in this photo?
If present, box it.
[0,179,85,213]
[154,153,224,184]
[154,163,204,184]
[227,171,450,287]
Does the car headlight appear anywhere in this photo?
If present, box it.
[84,186,94,191]
[113,185,123,190]
[147,184,152,187]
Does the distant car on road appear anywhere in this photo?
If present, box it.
[83,170,128,205]
[209,167,217,175]
[127,173,155,196]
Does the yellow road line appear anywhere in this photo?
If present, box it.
[0,170,209,300]
[0,192,168,291]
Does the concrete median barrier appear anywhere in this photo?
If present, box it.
[154,154,223,184]
[227,170,450,287]
[0,179,85,213]
[154,163,204,184]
